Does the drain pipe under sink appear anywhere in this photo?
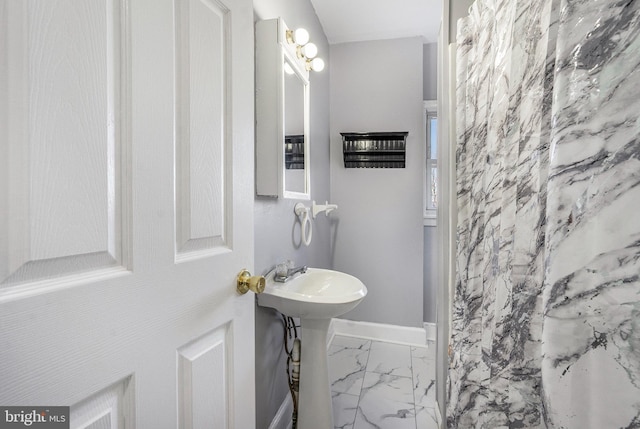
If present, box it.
[283,314,301,429]
[291,338,301,428]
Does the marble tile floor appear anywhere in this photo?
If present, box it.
[327,335,438,429]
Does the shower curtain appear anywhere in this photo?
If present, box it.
[448,0,640,428]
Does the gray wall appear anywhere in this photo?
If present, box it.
[329,38,425,328]
[423,43,438,101]
[424,226,438,323]
[253,1,331,428]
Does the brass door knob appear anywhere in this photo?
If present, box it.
[236,269,265,294]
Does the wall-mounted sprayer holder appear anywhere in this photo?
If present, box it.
[311,201,338,218]
[294,201,337,246]
[294,203,312,246]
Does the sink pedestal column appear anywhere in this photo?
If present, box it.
[297,318,333,429]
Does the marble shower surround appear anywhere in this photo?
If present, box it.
[449,0,640,428]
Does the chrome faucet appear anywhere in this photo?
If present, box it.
[274,263,308,283]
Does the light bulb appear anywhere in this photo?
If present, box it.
[283,62,295,75]
[293,28,309,45]
[308,57,324,72]
[301,43,318,59]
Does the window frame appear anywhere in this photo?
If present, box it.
[424,100,438,226]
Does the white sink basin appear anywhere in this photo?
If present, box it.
[257,268,367,319]
[257,268,367,428]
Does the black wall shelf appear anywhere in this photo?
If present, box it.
[284,134,304,170]
[341,132,408,168]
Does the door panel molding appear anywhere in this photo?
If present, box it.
[175,0,232,261]
[0,0,132,296]
[177,323,231,429]
[70,375,135,429]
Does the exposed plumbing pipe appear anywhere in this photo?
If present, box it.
[283,314,301,429]
[291,338,301,428]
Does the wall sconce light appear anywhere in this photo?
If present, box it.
[299,42,318,59]
[286,28,309,46]
[283,62,295,75]
[286,27,324,73]
[306,58,325,72]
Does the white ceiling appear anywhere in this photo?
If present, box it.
[309,0,442,45]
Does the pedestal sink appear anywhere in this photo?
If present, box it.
[257,268,367,429]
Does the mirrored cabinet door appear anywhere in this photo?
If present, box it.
[255,18,310,199]
[283,57,308,195]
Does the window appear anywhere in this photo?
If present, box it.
[424,101,438,225]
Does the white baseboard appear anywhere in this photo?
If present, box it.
[327,319,336,348]
[268,394,293,429]
[330,318,428,346]
[424,322,436,342]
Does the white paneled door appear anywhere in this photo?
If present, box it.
[0,0,255,427]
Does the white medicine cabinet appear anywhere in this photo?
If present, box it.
[255,18,311,199]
